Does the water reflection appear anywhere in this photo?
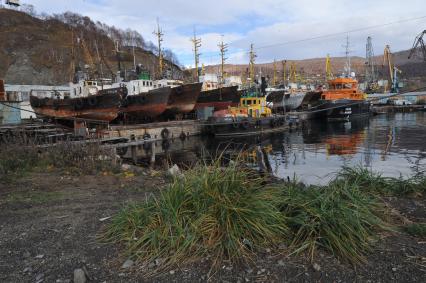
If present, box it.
[119,112,425,184]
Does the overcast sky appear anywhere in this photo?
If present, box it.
[17,0,426,66]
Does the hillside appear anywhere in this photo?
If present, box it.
[203,48,426,88]
[0,8,182,85]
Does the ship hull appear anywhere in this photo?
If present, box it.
[30,87,124,122]
[121,87,171,120]
[203,116,291,137]
[266,90,306,111]
[163,82,202,116]
[317,99,371,121]
[195,85,240,110]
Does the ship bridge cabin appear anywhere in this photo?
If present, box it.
[322,77,367,101]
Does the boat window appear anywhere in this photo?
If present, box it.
[79,87,82,94]
[344,83,352,89]
[87,82,92,86]
[133,86,135,92]
[247,100,252,105]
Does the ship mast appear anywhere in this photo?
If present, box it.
[282,60,287,86]
[249,43,256,84]
[218,37,228,87]
[191,28,202,82]
[153,18,164,79]
[69,30,75,82]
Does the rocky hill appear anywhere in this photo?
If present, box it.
[0,8,182,85]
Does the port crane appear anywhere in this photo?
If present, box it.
[325,54,333,81]
[383,45,401,93]
[408,30,426,61]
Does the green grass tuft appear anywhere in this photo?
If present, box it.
[103,161,287,270]
[277,180,389,264]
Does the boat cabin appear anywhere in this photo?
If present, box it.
[322,77,366,101]
[228,96,271,118]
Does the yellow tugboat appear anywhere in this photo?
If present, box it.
[204,89,289,137]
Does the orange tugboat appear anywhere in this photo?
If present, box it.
[318,77,370,121]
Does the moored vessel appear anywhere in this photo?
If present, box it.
[195,85,240,111]
[30,85,125,122]
[317,77,371,121]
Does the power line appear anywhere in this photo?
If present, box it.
[198,15,426,62]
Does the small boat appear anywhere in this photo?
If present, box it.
[203,89,291,137]
[195,85,240,111]
[30,79,125,122]
[317,77,371,121]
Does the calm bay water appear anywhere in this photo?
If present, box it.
[123,112,426,184]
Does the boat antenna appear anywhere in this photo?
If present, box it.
[218,35,228,87]
[191,27,202,82]
[153,18,164,78]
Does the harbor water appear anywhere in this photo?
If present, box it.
[121,112,426,184]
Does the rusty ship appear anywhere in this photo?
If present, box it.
[30,79,126,122]
[195,85,240,111]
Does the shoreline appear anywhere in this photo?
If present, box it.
[1,163,425,282]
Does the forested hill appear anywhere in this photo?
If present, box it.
[0,8,182,85]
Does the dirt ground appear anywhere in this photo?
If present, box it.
[0,171,425,283]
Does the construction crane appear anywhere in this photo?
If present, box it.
[281,60,287,86]
[383,45,401,93]
[365,37,379,93]
[325,54,333,81]
[289,62,297,83]
[273,59,277,86]
[408,30,426,61]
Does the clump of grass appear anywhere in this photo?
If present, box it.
[405,223,426,238]
[336,166,426,196]
[277,180,388,264]
[103,161,287,270]
[0,142,40,180]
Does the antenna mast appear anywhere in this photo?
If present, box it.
[153,18,164,78]
[249,43,256,83]
[218,37,228,86]
[191,28,202,82]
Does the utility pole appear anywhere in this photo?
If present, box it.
[153,18,164,79]
[218,37,228,86]
[249,43,256,84]
[273,59,277,86]
[281,60,287,86]
[191,27,202,82]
